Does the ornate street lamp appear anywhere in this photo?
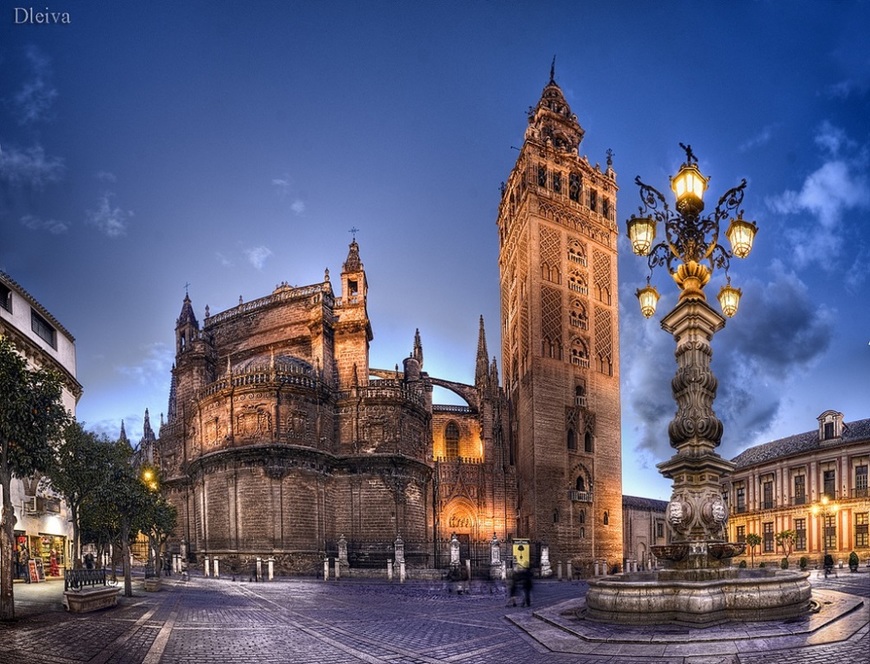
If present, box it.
[626,143,758,318]
[627,145,760,570]
[811,495,838,577]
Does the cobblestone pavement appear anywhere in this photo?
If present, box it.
[1,571,867,664]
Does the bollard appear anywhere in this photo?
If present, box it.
[334,558,340,581]
[557,560,563,581]
[387,559,393,581]
[399,561,406,584]
[267,557,275,581]
[204,555,211,577]
[465,559,471,585]
[323,558,330,581]
[256,557,262,581]
[213,558,220,578]
[501,560,507,581]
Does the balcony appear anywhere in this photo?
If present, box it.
[792,495,807,506]
[568,490,593,503]
[853,487,869,499]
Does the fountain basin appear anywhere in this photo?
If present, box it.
[585,568,811,625]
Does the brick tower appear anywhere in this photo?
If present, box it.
[496,66,623,571]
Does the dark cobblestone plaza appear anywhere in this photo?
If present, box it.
[2,571,867,664]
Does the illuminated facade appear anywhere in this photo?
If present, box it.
[724,410,870,567]
[0,271,81,579]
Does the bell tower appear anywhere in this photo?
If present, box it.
[496,66,623,569]
[334,238,373,390]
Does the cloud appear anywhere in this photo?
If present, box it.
[0,143,64,187]
[96,171,117,183]
[622,262,833,462]
[116,342,173,390]
[215,252,233,267]
[13,45,57,125]
[244,246,272,269]
[739,125,776,152]
[20,214,68,234]
[766,124,870,269]
[86,192,133,237]
[272,174,305,215]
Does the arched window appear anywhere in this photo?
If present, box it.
[574,385,586,407]
[575,476,586,492]
[571,339,589,368]
[445,421,460,459]
[584,431,594,453]
[578,509,586,524]
[567,429,576,450]
[569,172,581,202]
[603,511,609,526]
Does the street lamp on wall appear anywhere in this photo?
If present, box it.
[811,495,838,577]
[626,143,758,318]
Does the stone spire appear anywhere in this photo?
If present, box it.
[118,419,129,447]
[343,239,363,273]
[526,64,585,152]
[412,328,423,368]
[175,293,200,354]
[475,315,489,387]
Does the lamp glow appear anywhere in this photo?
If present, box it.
[636,283,660,318]
[725,216,758,259]
[627,216,657,256]
[717,282,742,318]
[671,162,709,213]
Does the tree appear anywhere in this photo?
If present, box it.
[0,337,70,620]
[142,492,177,578]
[746,533,762,568]
[775,529,797,566]
[43,421,114,569]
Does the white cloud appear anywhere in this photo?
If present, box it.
[0,143,64,187]
[766,125,870,269]
[20,214,68,234]
[244,246,272,269]
[96,171,117,183]
[86,192,133,237]
[739,125,775,152]
[116,342,173,390]
[14,45,57,125]
[291,199,306,215]
[272,174,305,214]
[215,252,233,267]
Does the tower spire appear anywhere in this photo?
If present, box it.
[475,315,489,387]
[550,55,556,83]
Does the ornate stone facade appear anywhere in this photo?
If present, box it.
[496,71,623,571]
[157,243,517,573]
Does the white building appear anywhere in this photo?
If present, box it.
[1,271,81,579]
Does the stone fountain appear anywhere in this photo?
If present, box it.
[587,150,811,625]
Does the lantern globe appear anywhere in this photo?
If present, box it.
[627,216,656,256]
[726,216,758,259]
[717,283,742,318]
[636,284,660,319]
[671,162,709,214]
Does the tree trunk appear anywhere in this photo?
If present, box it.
[0,466,16,621]
[121,520,132,597]
[70,502,81,569]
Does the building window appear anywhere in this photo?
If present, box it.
[856,465,869,498]
[656,522,664,539]
[603,511,609,526]
[736,525,746,544]
[553,508,560,523]
[584,431,593,453]
[574,385,586,407]
[856,513,869,548]
[578,506,586,523]
[31,310,57,349]
[602,198,611,219]
[823,470,836,499]
[824,515,837,550]
[589,189,597,212]
[735,485,746,513]
[552,171,562,194]
[537,165,547,187]
[823,421,834,439]
[570,342,589,368]
[795,518,806,551]
[445,421,460,460]
[0,283,11,312]
[763,522,774,553]
[793,475,806,505]
[569,172,581,202]
[762,480,774,510]
[567,429,576,451]
[575,477,586,493]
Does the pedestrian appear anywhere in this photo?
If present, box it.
[521,567,533,607]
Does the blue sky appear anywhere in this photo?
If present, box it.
[2,1,868,500]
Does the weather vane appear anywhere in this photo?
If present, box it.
[349,226,359,240]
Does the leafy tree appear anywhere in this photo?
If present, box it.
[142,490,177,578]
[775,529,797,566]
[43,421,114,568]
[0,337,70,620]
[746,533,762,568]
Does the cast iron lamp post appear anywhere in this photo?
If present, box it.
[627,145,759,569]
[811,495,838,577]
[627,143,757,319]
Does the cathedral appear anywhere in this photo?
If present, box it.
[155,70,623,576]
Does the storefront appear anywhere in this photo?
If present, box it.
[14,532,66,580]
